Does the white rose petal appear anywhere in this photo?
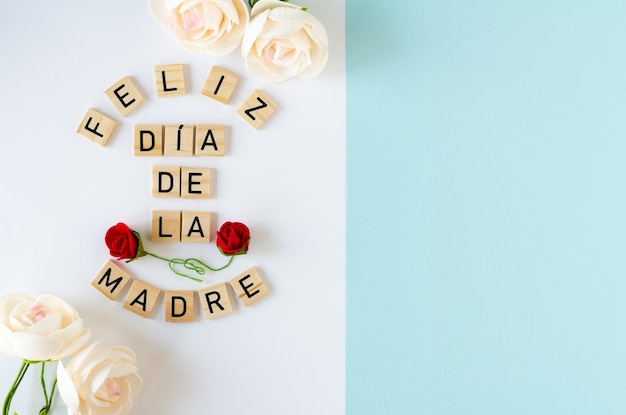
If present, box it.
[242,0,328,82]
[0,293,90,362]
[150,0,250,55]
[58,342,142,415]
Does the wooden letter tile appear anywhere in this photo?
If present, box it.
[91,260,133,300]
[164,124,194,156]
[123,279,161,319]
[105,76,145,117]
[152,166,181,198]
[134,125,163,156]
[236,89,277,129]
[77,108,117,146]
[154,63,186,97]
[181,211,211,243]
[165,290,195,323]
[152,210,181,242]
[195,124,225,156]
[229,267,270,307]
[181,167,211,199]
[198,283,234,319]
[201,66,239,104]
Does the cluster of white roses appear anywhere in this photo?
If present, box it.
[149,0,329,83]
[0,293,142,415]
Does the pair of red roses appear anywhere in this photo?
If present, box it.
[105,221,250,281]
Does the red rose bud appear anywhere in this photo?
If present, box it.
[105,223,144,261]
[216,222,250,256]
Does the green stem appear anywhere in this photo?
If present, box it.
[185,255,234,272]
[3,360,30,415]
[145,252,234,283]
[40,362,48,407]
[38,362,57,415]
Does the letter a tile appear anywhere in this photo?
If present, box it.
[181,211,211,243]
[123,279,161,319]
[195,124,225,156]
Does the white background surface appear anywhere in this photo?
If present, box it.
[0,1,345,414]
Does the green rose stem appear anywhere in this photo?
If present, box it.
[143,252,234,283]
[38,362,57,415]
[3,360,57,415]
[2,360,29,415]
[249,0,290,7]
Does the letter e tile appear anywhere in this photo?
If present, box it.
[105,76,146,117]
[229,267,270,307]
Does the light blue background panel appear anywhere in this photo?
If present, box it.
[347,1,626,413]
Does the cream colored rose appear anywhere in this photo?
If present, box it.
[150,0,250,56]
[0,293,90,362]
[57,342,143,415]
[242,0,329,82]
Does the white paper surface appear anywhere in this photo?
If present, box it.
[0,1,345,414]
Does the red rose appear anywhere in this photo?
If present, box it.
[105,223,140,260]
[216,222,250,256]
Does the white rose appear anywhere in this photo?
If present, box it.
[150,0,250,56]
[242,0,329,82]
[57,342,143,415]
[0,293,90,361]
